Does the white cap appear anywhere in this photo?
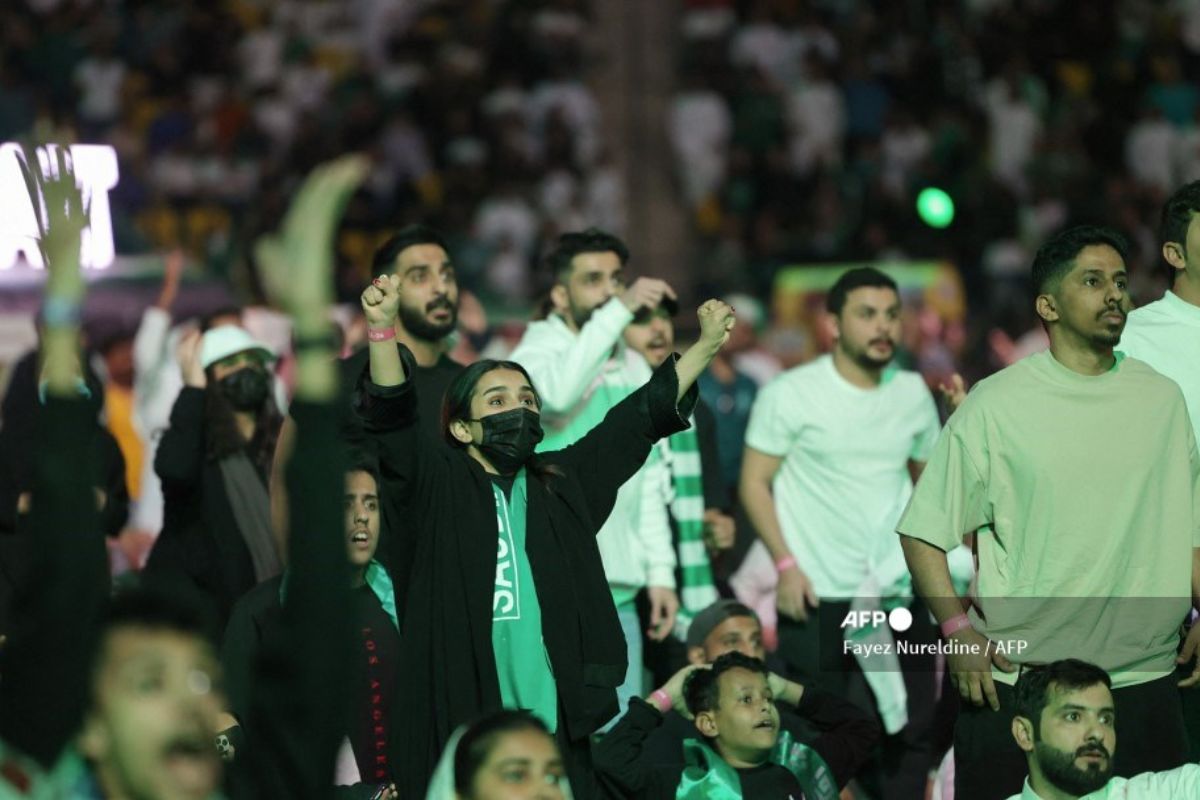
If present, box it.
[199,325,276,370]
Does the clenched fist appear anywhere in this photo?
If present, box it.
[697,299,736,349]
[361,274,401,329]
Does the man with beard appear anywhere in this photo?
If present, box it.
[899,225,1200,799]
[1007,660,1200,799]
[339,224,463,442]
[330,225,463,606]
[740,267,942,798]
[510,227,682,722]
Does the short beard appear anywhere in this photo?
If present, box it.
[568,299,597,330]
[398,299,456,343]
[841,340,892,371]
[1035,741,1112,797]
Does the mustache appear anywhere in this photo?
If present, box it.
[426,296,454,313]
[1098,307,1125,319]
[1077,744,1110,759]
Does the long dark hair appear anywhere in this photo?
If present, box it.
[203,366,282,472]
[453,710,559,797]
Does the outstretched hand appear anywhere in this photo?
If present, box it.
[17,144,89,298]
[254,155,369,320]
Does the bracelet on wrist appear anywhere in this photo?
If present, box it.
[367,326,396,343]
[940,614,973,639]
[774,555,797,573]
[650,689,673,714]
[41,296,81,329]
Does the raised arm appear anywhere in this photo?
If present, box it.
[511,297,633,413]
[153,330,208,485]
[550,300,735,532]
[0,145,108,767]
[594,664,705,798]
[240,155,366,796]
[767,672,881,789]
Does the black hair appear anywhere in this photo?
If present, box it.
[1030,225,1129,299]
[1160,181,1200,284]
[440,359,543,448]
[199,306,243,332]
[631,295,680,324]
[102,577,220,648]
[371,224,449,272]
[454,710,555,796]
[825,267,898,315]
[684,651,770,721]
[1014,659,1112,736]
[345,453,380,491]
[546,227,630,283]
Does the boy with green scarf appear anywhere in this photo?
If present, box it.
[594,652,880,799]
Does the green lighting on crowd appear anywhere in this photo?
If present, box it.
[916,187,955,229]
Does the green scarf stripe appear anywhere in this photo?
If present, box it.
[667,425,718,627]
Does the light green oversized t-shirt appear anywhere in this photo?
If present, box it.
[491,471,559,731]
[897,350,1200,688]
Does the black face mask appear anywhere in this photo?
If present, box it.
[218,368,270,411]
[471,407,544,474]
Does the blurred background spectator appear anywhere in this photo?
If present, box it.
[1,0,1198,567]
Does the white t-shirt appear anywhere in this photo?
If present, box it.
[745,355,940,597]
[1007,764,1200,799]
[1119,290,1200,447]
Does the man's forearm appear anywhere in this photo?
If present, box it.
[900,535,963,625]
[741,477,790,561]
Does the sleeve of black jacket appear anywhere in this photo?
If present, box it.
[550,354,699,531]
[234,399,352,798]
[593,698,687,800]
[797,686,883,788]
[154,387,206,485]
[0,396,107,768]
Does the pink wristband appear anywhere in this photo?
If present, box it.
[367,326,396,342]
[941,614,972,638]
[650,689,672,714]
[774,555,797,573]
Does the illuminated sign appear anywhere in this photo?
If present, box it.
[0,143,119,270]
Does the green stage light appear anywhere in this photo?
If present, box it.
[916,187,955,229]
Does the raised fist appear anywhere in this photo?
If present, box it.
[697,299,736,348]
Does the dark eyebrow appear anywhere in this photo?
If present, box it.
[1059,703,1116,714]
[483,384,534,396]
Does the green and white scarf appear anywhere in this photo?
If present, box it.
[664,425,719,640]
[676,731,838,800]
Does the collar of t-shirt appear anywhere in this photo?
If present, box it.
[1160,289,1200,324]
[1034,349,1125,388]
[736,761,805,799]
